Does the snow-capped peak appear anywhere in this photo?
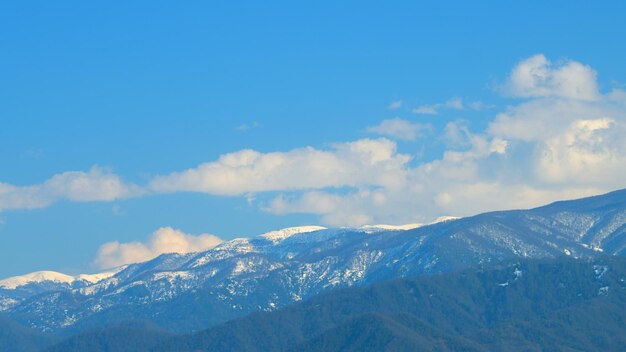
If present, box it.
[358,223,423,233]
[357,218,460,234]
[0,269,120,290]
[0,271,75,289]
[260,226,327,243]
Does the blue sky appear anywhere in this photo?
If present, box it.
[2,1,626,278]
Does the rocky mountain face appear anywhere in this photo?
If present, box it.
[1,189,625,334]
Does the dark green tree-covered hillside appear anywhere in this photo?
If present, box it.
[44,321,171,352]
[0,316,58,352]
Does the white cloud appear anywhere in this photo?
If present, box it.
[412,97,465,115]
[93,227,223,269]
[149,138,411,195]
[0,167,142,211]
[365,118,430,141]
[253,54,626,225]
[5,54,626,229]
[505,54,600,100]
[266,190,392,227]
[535,118,618,183]
[443,120,473,148]
[412,105,438,114]
[388,100,403,110]
[412,97,491,115]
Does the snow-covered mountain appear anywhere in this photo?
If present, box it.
[0,269,122,313]
[0,270,120,291]
[2,189,626,334]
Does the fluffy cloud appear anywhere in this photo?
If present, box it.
[256,55,626,225]
[365,118,431,141]
[4,54,626,229]
[266,189,405,227]
[93,227,223,269]
[264,131,511,226]
[504,54,600,100]
[0,167,142,211]
[149,138,411,195]
[143,54,626,226]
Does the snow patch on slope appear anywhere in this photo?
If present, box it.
[0,297,20,311]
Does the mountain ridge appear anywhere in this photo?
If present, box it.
[2,188,626,335]
[44,256,626,352]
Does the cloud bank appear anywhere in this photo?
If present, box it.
[149,138,411,195]
[0,167,141,211]
[3,54,626,229]
[146,54,626,226]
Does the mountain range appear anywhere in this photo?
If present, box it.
[41,256,626,351]
[1,189,626,350]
